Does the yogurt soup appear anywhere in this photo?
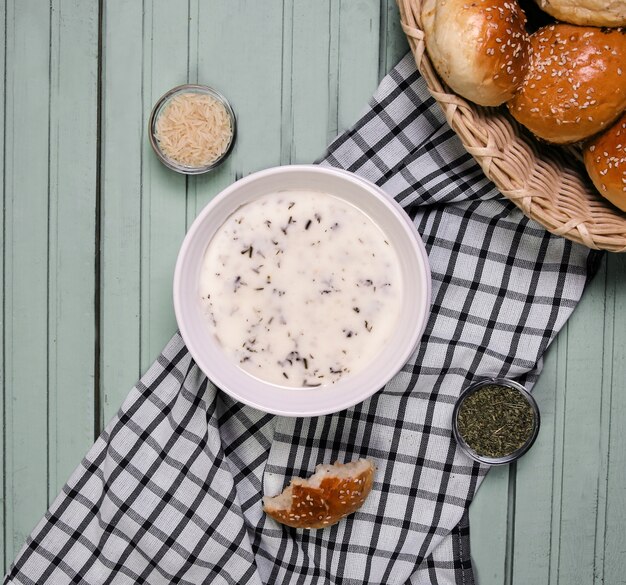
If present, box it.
[199,190,403,387]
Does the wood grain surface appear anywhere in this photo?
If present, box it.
[1,1,624,582]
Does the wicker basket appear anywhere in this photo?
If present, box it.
[397,0,626,252]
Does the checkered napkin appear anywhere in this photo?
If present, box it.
[5,54,601,585]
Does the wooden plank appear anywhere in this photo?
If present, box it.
[100,0,144,423]
[289,1,332,164]
[601,253,626,585]
[469,466,510,585]
[327,0,383,151]
[184,0,204,228]
[3,0,51,562]
[187,0,285,224]
[513,262,611,585]
[337,0,381,131]
[512,337,563,585]
[0,0,6,574]
[555,265,607,585]
[593,263,613,585]
[327,1,340,143]
[546,305,570,585]
[47,0,98,499]
[197,0,285,176]
[512,261,612,585]
[139,0,189,371]
[380,0,409,76]
[280,0,294,166]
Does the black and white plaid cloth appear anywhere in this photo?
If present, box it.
[5,54,601,585]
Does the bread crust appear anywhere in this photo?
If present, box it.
[534,0,626,27]
[584,112,626,211]
[422,0,530,106]
[508,24,626,144]
[263,460,375,529]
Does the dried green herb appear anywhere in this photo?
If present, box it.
[457,384,535,458]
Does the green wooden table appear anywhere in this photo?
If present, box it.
[2,1,625,582]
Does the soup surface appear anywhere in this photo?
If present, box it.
[199,190,403,387]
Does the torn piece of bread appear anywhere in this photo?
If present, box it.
[263,459,375,529]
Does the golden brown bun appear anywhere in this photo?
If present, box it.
[584,112,626,211]
[421,0,530,106]
[263,459,375,529]
[508,25,626,144]
[533,0,626,27]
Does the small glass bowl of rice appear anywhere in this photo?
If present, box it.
[149,84,236,175]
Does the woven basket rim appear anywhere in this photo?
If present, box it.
[397,0,626,252]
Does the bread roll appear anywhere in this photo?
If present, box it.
[508,25,626,144]
[263,459,374,529]
[584,112,626,211]
[533,0,626,27]
[421,0,530,106]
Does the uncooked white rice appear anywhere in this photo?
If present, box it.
[155,92,232,167]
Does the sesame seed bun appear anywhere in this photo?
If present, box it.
[533,0,626,27]
[584,112,626,212]
[421,0,530,106]
[262,459,375,529]
[508,25,626,144]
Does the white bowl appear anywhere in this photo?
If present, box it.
[173,165,431,417]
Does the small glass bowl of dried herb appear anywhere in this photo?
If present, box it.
[452,378,540,465]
